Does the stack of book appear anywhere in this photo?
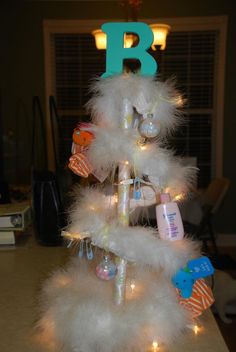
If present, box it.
[0,202,31,247]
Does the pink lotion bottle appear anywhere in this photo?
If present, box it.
[156,193,184,241]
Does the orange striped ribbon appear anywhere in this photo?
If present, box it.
[178,279,214,318]
[68,152,92,178]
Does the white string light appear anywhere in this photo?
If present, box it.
[152,340,159,351]
[130,280,136,292]
[194,325,199,335]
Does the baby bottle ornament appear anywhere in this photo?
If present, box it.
[96,255,117,281]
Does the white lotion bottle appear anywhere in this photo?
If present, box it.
[156,193,184,241]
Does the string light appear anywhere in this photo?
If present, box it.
[55,275,72,287]
[62,231,90,241]
[194,325,199,335]
[125,160,129,165]
[140,145,147,151]
[136,137,146,151]
[174,95,184,107]
[130,280,136,292]
[62,231,81,240]
[152,340,159,351]
[174,193,184,201]
[113,193,118,203]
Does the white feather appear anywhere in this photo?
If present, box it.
[87,74,183,135]
[37,259,192,352]
[86,127,196,197]
[67,188,199,276]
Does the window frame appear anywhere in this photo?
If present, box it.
[43,16,227,175]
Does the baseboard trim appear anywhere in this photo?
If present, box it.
[216,233,236,247]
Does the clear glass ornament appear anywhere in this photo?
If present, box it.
[139,114,160,138]
[96,255,117,281]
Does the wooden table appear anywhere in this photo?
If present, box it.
[0,236,229,352]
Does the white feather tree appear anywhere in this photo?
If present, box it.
[37,74,204,352]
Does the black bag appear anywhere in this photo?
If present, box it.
[0,180,10,204]
[32,170,64,245]
[31,96,64,246]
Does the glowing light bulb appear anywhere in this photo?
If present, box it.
[174,193,184,201]
[174,95,184,107]
[125,160,129,165]
[152,340,159,351]
[194,325,199,335]
[140,145,147,151]
[55,276,72,287]
[130,281,136,292]
[113,193,118,204]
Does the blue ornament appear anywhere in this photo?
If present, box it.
[133,177,141,200]
[172,256,214,299]
[187,256,214,280]
[172,269,195,299]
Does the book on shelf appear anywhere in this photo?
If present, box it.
[0,202,31,231]
[0,230,15,247]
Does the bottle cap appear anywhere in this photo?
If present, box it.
[160,193,171,204]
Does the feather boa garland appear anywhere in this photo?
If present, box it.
[37,260,191,351]
[80,75,197,196]
[86,74,183,135]
[87,125,196,197]
[67,188,199,277]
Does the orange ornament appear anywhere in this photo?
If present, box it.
[72,128,94,146]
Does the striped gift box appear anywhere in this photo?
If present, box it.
[178,279,214,318]
[68,153,92,178]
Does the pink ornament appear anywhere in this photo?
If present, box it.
[96,255,117,281]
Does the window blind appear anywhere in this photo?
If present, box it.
[51,33,105,164]
[155,31,218,187]
[50,29,219,187]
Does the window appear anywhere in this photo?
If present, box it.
[44,17,227,187]
[51,33,105,164]
[155,31,218,187]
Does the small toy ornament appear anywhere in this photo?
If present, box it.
[172,256,214,299]
[68,123,94,177]
[173,257,214,318]
[96,255,117,281]
[172,268,195,299]
[72,123,94,146]
[139,114,160,138]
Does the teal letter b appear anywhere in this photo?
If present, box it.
[101,22,157,78]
